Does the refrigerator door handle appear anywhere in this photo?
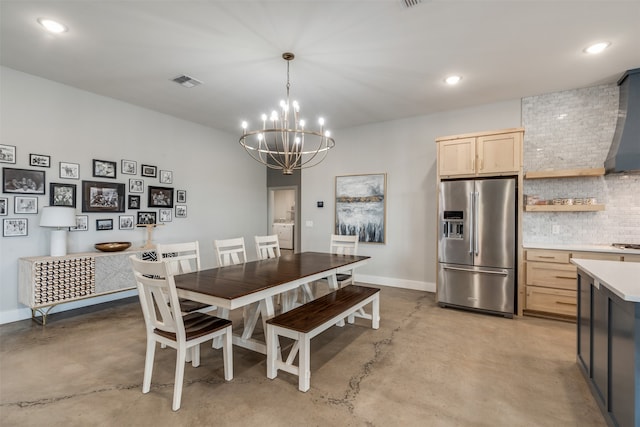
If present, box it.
[443,265,509,276]
[473,191,479,255]
[469,192,474,254]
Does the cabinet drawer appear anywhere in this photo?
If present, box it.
[526,286,577,317]
[622,254,640,263]
[526,261,577,290]
[572,252,622,261]
[526,249,570,263]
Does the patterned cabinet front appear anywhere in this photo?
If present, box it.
[19,250,143,311]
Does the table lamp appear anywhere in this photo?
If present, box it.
[40,206,76,256]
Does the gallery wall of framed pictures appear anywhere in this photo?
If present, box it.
[2,150,190,237]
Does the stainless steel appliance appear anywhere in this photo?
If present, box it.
[437,177,517,317]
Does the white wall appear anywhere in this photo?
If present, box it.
[0,67,267,324]
[301,100,522,291]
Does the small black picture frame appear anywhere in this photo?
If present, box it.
[0,197,7,216]
[82,180,125,212]
[2,168,45,194]
[92,159,117,179]
[141,164,157,178]
[29,154,51,168]
[148,186,173,208]
[128,195,141,210]
[137,211,157,225]
[176,190,187,203]
[50,182,76,207]
[96,218,113,231]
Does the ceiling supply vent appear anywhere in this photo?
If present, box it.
[171,75,202,88]
[401,0,423,8]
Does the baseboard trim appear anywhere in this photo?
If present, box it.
[355,274,435,293]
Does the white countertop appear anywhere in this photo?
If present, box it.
[571,259,640,302]
[524,243,640,255]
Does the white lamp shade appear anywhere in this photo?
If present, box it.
[40,206,76,228]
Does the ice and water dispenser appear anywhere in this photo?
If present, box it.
[442,211,464,240]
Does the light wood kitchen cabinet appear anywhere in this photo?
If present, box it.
[436,128,523,178]
[524,249,624,320]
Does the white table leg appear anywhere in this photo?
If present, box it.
[213,307,230,349]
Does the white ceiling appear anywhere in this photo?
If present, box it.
[1,1,639,135]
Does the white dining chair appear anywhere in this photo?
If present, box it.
[310,234,360,300]
[129,255,233,411]
[156,241,216,314]
[329,234,359,287]
[255,235,281,260]
[254,234,293,309]
[214,237,247,267]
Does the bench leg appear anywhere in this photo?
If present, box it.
[372,294,380,329]
[298,334,311,392]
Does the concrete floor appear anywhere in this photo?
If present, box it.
[0,285,605,426]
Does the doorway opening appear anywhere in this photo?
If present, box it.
[267,186,298,252]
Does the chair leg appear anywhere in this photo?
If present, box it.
[223,327,233,381]
[142,338,156,394]
[172,346,187,411]
[191,344,200,368]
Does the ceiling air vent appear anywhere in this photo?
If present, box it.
[401,0,423,8]
[171,75,202,88]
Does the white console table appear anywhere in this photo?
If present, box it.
[19,249,149,325]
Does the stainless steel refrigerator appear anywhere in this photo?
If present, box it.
[437,177,516,317]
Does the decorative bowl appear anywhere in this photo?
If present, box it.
[95,242,132,252]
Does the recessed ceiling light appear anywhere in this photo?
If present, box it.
[584,42,610,54]
[445,75,462,85]
[37,18,68,33]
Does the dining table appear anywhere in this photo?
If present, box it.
[173,251,371,354]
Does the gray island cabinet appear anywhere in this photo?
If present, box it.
[572,259,640,427]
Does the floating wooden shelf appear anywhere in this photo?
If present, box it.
[524,167,605,179]
[525,204,605,212]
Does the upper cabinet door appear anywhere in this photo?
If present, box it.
[437,137,476,177]
[476,132,522,175]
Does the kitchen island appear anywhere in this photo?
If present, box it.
[572,259,640,427]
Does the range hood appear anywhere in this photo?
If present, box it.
[605,68,640,174]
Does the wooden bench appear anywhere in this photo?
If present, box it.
[266,284,380,392]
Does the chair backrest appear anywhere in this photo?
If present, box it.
[214,237,247,266]
[155,241,201,275]
[255,235,281,260]
[330,234,359,256]
[129,255,185,341]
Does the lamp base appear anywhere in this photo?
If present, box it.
[50,229,68,257]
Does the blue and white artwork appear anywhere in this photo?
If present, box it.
[335,173,386,244]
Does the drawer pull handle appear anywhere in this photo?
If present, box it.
[555,275,575,279]
[538,256,555,259]
[556,301,577,306]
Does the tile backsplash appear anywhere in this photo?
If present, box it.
[522,83,640,245]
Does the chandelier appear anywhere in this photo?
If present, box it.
[240,52,335,175]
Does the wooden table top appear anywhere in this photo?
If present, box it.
[173,251,370,301]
